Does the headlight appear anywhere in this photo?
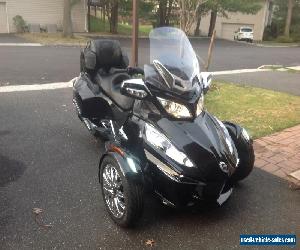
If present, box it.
[157,97,192,118]
[196,94,204,116]
[144,123,194,167]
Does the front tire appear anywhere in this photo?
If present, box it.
[100,156,143,227]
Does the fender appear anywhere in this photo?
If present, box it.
[223,121,255,174]
[99,145,145,186]
[223,121,253,148]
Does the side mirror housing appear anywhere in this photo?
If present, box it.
[120,79,148,99]
[200,72,212,94]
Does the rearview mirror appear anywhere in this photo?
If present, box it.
[120,79,148,99]
[200,72,212,94]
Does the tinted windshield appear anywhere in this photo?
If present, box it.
[241,28,252,32]
[147,27,200,82]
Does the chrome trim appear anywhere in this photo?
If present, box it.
[219,161,229,174]
[72,98,81,115]
[155,191,176,208]
[217,188,232,205]
[110,120,116,140]
[153,60,174,89]
[121,78,151,96]
[144,149,179,180]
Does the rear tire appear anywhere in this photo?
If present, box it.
[100,156,143,227]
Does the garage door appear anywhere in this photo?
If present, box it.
[0,2,8,33]
[221,23,254,41]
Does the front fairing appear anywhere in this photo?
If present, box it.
[144,111,239,182]
[146,27,201,96]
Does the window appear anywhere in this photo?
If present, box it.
[241,28,252,32]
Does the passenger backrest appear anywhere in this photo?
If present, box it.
[81,39,129,76]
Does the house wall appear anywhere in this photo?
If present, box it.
[6,0,86,33]
[0,1,9,33]
[198,0,269,41]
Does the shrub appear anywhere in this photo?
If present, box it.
[13,15,26,33]
[291,34,300,42]
[263,24,279,41]
[276,36,295,43]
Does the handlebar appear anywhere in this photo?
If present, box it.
[110,67,144,76]
[128,67,144,75]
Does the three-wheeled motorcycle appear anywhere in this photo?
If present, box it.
[73,27,254,227]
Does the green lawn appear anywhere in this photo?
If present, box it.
[90,16,152,36]
[205,82,300,139]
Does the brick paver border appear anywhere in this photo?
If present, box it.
[253,125,300,188]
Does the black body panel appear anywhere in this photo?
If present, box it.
[147,111,239,181]
[74,37,254,211]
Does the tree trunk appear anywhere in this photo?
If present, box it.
[110,0,118,33]
[194,16,201,36]
[63,0,73,37]
[208,11,217,37]
[180,0,186,30]
[158,0,167,26]
[284,0,295,37]
[166,0,173,26]
[194,2,203,37]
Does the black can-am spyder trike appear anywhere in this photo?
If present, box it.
[73,27,254,227]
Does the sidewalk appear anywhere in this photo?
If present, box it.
[254,125,300,188]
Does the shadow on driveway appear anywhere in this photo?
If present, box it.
[0,153,27,187]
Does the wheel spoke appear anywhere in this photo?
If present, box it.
[102,164,126,219]
[104,167,112,185]
[116,197,125,210]
[115,190,124,199]
[103,172,111,188]
[103,185,113,195]
[114,197,122,216]
[110,167,114,184]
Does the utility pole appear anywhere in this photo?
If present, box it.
[131,0,139,66]
[205,29,216,71]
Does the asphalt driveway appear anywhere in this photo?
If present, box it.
[0,88,299,249]
[215,71,300,96]
[0,38,300,85]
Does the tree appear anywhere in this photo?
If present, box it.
[205,0,262,36]
[156,0,174,27]
[264,0,300,40]
[63,0,80,37]
[63,0,73,37]
[178,0,208,34]
[119,0,155,23]
[284,0,295,37]
[110,0,118,33]
[194,3,209,36]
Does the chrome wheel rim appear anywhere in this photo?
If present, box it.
[102,164,125,218]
